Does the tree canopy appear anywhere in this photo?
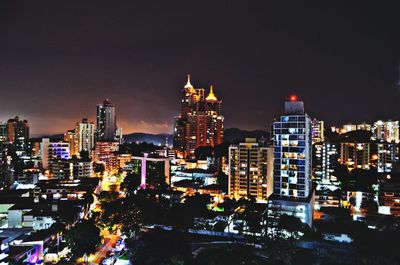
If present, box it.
[64,219,101,258]
[133,228,192,265]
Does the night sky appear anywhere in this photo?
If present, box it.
[0,1,399,136]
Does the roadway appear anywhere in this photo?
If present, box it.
[90,234,120,265]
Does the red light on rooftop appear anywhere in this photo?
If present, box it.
[289,95,298,102]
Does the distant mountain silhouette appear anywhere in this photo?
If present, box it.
[224,128,270,143]
[34,132,173,146]
[36,128,269,146]
[125,128,270,146]
[123,133,173,146]
[30,134,64,142]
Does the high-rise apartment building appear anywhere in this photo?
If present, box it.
[29,140,41,158]
[268,96,314,227]
[311,119,324,144]
[377,142,398,173]
[339,142,370,171]
[76,118,95,155]
[228,138,273,201]
[41,138,70,171]
[173,75,224,158]
[341,123,357,133]
[313,142,340,184]
[71,158,93,178]
[64,129,78,157]
[7,116,29,153]
[93,141,119,174]
[356,122,371,131]
[115,127,123,145]
[0,123,7,143]
[373,120,399,143]
[96,99,117,142]
[338,123,371,134]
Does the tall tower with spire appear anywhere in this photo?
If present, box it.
[173,75,224,158]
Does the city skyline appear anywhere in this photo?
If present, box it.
[3,2,400,264]
[1,1,400,136]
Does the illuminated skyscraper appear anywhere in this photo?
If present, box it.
[338,122,371,134]
[311,119,324,144]
[372,120,399,143]
[65,118,96,158]
[313,141,339,184]
[41,138,70,170]
[64,129,78,157]
[271,96,312,198]
[7,116,29,154]
[377,142,398,173]
[76,118,95,156]
[356,122,371,131]
[228,138,274,201]
[173,75,224,158]
[268,96,314,227]
[339,142,370,171]
[0,123,7,143]
[96,99,117,142]
[93,141,119,174]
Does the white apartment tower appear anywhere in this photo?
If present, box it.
[373,120,399,143]
[311,119,324,144]
[76,118,95,155]
[228,138,273,201]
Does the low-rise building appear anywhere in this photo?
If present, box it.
[22,209,56,230]
[93,141,119,174]
[130,153,172,188]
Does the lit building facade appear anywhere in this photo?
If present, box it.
[76,118,95,156]
[49,160,71,179]
[29,140,41,158]
[313,142,340,184]
[40,138,70,171]
[64,129,78,157]
[339,142,370,171]
[96,99,117,142]
[173,75,224,158]
[311,119,324,144]
[377,142,398,173]
[338,123,371,134]
[268,96,314,227]
[373,120,399,143]
[228,138,273,201]
[118,153,132,169]
[357,122,371,131]
[116,127,123,145]
[379,178,400,216]
[341,123,357,133]
[70,159,93,178]
[0,122,7,143]
[272,97,312,198]
[7,116,29,153]
[42,158,93,179]
[130,153,172,188]
[93,141,119,174]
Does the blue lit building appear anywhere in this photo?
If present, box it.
[268,96,314,227]
[41,138,70,170]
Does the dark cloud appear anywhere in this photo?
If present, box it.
[0,1,399,135]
